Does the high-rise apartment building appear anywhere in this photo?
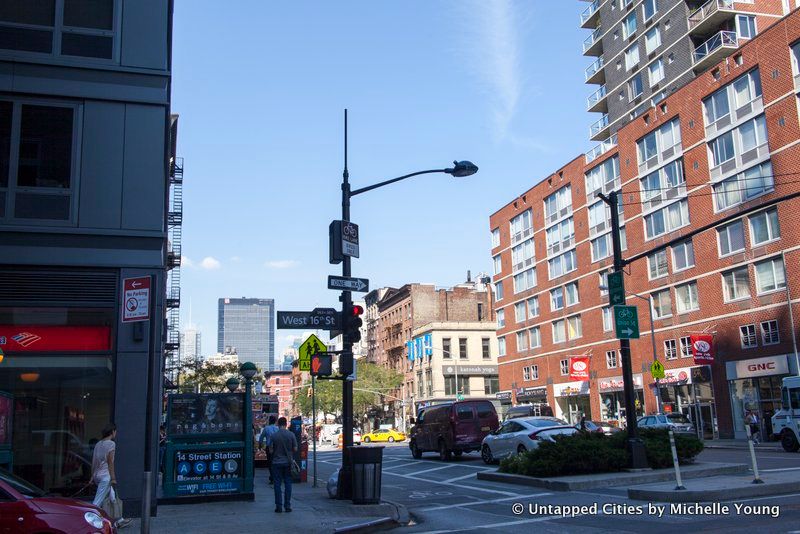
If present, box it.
[582,0,785,162]
[180,327,202,362]
[217,297,275,371]
[492,5,800,440]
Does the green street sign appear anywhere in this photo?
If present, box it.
[608,271,625,306]
[614,305,640,339]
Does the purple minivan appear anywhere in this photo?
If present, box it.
[409,400,499,461]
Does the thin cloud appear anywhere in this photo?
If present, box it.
[265,260,299,269]
[200,256,221,270]
[181,256,195,268]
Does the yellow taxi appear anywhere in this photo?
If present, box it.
[362,428,406,443]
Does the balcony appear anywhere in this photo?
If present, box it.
[589,114,611,141]
[587,84,607,112]
[693,30,738,72]
[585,56,605,84]
[583,26,603,56]
[585,134,618,164]
[688,0,737,36]
[580,0,601,29]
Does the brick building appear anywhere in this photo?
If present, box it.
[491,6,800,440]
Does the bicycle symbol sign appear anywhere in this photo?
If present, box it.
[613,305,640,339]
[341,221,360,258]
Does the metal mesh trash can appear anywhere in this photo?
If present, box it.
[348,446,383,504]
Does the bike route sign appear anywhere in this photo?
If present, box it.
[614,305,640,339]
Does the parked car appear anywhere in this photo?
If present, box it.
[576,420,621,435]
[334,428,361,446]
[362,428,405,443]
[0,468,115,533]
[637,413,695,434]
[409,400,499,460]
[320,424,342,444]
[504,404,553,421]
[481,416,577,464]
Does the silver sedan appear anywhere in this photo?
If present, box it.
[481,416,578,464]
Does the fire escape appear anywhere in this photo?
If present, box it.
[165,156,183,386]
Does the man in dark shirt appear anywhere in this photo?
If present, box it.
[269,417,298,513]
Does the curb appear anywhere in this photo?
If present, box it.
[476,463,748,491]
[628,480,800,502]
[702,444,784,451]
[332,517,397,534]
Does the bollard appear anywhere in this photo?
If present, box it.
[745,425,764,484]
[668,430,686,490]
[140,471,152,534]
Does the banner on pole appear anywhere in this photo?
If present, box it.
[569,356,591,381]
[691,334,714,365]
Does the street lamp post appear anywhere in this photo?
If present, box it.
[240,362,257,494]
[337,109,477,498]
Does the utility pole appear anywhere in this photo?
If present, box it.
[597,190,648,469]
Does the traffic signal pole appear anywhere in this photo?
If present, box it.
[598,190,648,469]
[339,110,355,499]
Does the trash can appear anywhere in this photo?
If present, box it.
[348,446,383,504]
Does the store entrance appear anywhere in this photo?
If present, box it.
[685,403,717,440]
[557,395,591,425]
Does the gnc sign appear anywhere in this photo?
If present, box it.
[569,356,590,381]
[691,334,714,365]
[747,362,776,373]
[731,355,790,379]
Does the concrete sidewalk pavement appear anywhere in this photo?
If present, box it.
[703,439,783,451]
[628,470,800,502]
[131,469,406,533]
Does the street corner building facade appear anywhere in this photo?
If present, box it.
[0,0,175,515]
[491,1,800,440]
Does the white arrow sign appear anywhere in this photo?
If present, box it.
[622,328,633,336]
[327,275,369,292]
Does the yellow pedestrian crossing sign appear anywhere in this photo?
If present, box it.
[650,360,665,379]
[299,334,326,372]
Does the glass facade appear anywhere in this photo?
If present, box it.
[217,298,275,372]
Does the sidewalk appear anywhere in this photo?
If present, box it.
[130,469,405,533]
[703,439,783,451]
[628,470,800,502]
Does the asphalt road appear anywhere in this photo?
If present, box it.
[311,443,800,533]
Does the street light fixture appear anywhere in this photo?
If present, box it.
[225,377,240,392]
[337,109,477,499]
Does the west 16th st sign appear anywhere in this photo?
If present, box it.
[277,308,340,330]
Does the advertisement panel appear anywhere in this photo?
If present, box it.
[168,393,244,437]
[0,326,111,352]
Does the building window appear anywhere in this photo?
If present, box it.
[664,339,677,360]
[622,11,637,39]
[560,359,569,376]
[645,27,662,56]
[599,270,610,295]
[482,338,491,359]
[495,282,504,301]
[736,14,757,39]
[565,282,579,306]
[585,156,620,197]
[543,185,572,225]
[548,249,577,279]
[591,233,612,262]
[531,365,539,380]
[516,331,528,351]
[629,73,644,100]
[484,376,499,395]
[761,320,780,345]
[510,209,533,243]
[714,160,773,212]
[546,217,575,256]
[755,257,786,294]
[443,337,451,359]
[491,228,500,247]
[523,366,531,381]
[606,350,618,369]
[493,255,502,275]
[625,44,640,70]
[680,336,692,358]
[672,240,695,272]
[718,220,746,256]
[444,375,456,395]
[0,0,117,60]
[709,115,767,168]
[602,307,613,332]
[418,372,424,397]
[567,315,582,340]
[723,267,751,302]
[459,338,468,359]
[529,327,541,349]
[498,337,506,356]
[550,287,565,311]
[527,296,539,318]
[703,70,761,128]
[675,282,699,313]
[515,301,526,323]
[496,309,505,328]
[458,376,470,395]
[643,0,657,20]
[641,159,685,206]
[553,320,566,344]
[749,208,780,246]
[648,250,669,279]
[648,58,664,87]
[513,267,537,294]
[0,101,78,223]
[426,370,433,396]
[652,289,672,319]
[637,118,681,167]
[740,324,757,348]
[644,199,690,240]
[511,239,535,270]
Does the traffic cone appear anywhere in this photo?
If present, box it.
[337,433,343,450]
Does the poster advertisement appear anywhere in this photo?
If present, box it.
[173,447,244,496]
[168,393,244,436]
[691,334,714,365]
[0,393,11,446]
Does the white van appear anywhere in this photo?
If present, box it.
[772,376,800,452]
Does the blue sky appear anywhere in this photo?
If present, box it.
[172,1,592,362]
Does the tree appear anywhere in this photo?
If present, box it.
[176,359,243,393]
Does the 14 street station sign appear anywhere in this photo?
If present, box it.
[277,308,340,330]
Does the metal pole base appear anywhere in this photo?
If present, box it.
[674,485,686,491]
[752,478,765,484]
[627,438,649,469]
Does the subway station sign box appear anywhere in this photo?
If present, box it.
[165,442,246,498]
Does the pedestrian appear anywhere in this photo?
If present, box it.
[746,410,761,444]
[269,416,298,513]
[259,415,279,484]
[91,423,131,529]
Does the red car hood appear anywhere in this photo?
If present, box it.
[31,496,105,516]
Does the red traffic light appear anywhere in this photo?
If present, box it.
[351,304,364,316]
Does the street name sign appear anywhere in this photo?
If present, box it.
[327,275,369,292]
[122,276,151,323]
[298,334,326,372]
[277,308,340,330]
[608,271,625,306]
[650,360,665,379]
[613,305,640,339]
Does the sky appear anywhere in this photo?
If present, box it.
[172,1,592,364]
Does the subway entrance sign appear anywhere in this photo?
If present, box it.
[614,305,640,339]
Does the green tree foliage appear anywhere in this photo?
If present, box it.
[176,360,243,393]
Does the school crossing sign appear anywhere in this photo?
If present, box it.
[298,334,326,372]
